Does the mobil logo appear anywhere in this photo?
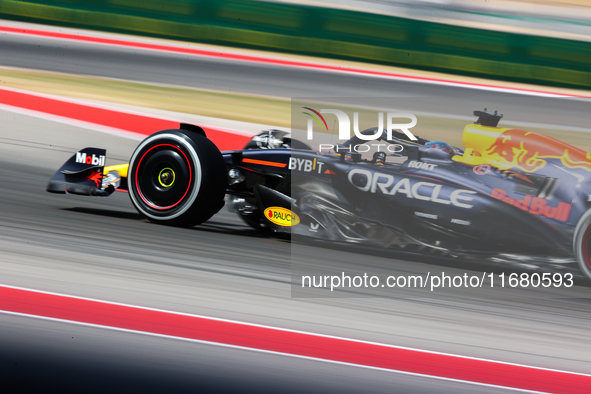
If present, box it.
[76,151,105,166]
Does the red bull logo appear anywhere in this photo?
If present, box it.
[491,188,571,222]
[483,129,591,173]
[86,171,103,187]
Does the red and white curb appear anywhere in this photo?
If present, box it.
[0,87,251,151]
[1,23,590,393]
[0,284,589,393]
[1,24,590,99]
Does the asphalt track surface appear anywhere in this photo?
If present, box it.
[2,26,591,393]
[2,30,591,129]
[0,110,546,394]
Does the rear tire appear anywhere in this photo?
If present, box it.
[128,130,226,227]
[573,208,591,280]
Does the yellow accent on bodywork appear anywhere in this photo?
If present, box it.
[452,125,512,166]
[104,164,129,178]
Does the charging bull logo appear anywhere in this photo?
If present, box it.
[86,171,103,187]
[483,129,591,173]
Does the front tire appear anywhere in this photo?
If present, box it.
[128,130,226,227]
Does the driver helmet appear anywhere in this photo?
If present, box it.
[424,141,455,154]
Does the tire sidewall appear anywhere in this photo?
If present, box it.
[128,132,202,221]
[573,208,591,279]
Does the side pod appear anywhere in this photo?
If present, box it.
[46,147,112,196]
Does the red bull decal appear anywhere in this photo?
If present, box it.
[86,171,103,187]
[264,207,300,227]
[491,188,571,222]
[484,129,591,173]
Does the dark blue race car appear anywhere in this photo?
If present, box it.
[47,110,591,280]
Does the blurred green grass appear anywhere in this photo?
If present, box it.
[3,0,591,89]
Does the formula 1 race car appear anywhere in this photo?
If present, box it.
[47,110,591,280]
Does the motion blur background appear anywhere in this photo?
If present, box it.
[2,1,591,393]
[2,0,591,88]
